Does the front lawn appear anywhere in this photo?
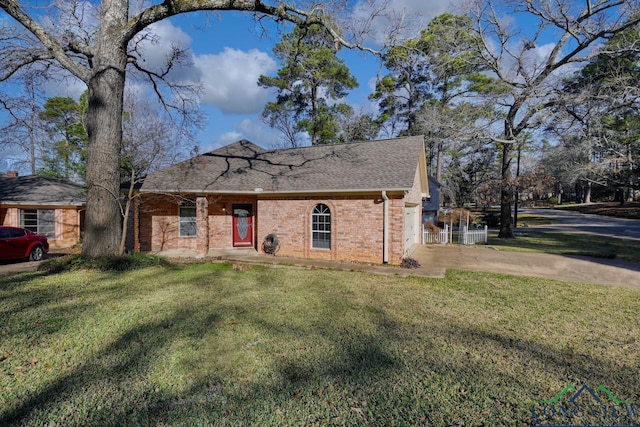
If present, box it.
[1,263,639,426]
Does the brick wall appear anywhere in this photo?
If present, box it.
[256,194,406,265]
[55,208,80,247]
[138,194,192,252]
[137,187,422,265]
[137,194,258,254]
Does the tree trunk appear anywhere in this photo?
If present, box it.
[498,142,515,238]
[436,142,444,183]
[119,169,136,255]
[584,181,591,204]
[82,0,127,257]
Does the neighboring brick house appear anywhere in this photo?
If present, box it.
[0,172,85,248]
[134,136,429,265]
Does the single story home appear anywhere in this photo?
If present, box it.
[133,136,429,265]
[0,172,85,247]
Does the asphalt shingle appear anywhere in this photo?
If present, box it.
[0,175,85,205]
[141,136,425,194]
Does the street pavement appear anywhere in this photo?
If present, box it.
[521,208,640,241]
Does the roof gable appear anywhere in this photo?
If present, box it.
[141,136,427,194]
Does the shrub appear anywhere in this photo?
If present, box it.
[401,257,421,269]
[481,211,501,228]
[39,253,170,273]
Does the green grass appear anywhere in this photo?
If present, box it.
[488,231,640,264]
[1,263,639,426]
[514,213,553,227]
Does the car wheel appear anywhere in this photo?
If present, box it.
[29,246,44,261]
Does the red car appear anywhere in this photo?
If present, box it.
[0,226,49,262]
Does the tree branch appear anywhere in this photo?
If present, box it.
[0,0,91,82]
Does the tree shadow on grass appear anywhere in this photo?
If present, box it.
[0,272,407,426]
[2,267,639,426]
[0,305,224,426]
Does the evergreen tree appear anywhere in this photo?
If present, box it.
[259,23,358,145]
[38,95,87,181]
[370,14,491,137]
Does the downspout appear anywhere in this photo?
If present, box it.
[382,191,389,264]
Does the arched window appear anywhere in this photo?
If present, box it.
[179,200,196,237]
[311,204,331,249]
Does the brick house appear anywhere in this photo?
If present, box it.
[0,172,85,248]
[133,136,428,265]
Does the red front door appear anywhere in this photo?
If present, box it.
[232,204,254,247]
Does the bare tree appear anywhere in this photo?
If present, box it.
[0,0,385,256]
[0,73,49,174]
[550,26,640,204]
[262,102,303,148]
[118,90,187,254]
[469,0,640,237]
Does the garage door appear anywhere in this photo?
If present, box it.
[404,205,419,251]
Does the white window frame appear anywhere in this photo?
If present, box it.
[179,202,197,238]
[311,204,331,250]
[20,209,56,239]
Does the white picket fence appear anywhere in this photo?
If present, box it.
[422,224,488,245]
[460,225,488,245]
[423,224,449,244]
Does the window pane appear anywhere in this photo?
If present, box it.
[38,209,55,239]
[179,207,197,237]
[20,209,55,238]
[180,220,196,237]
[20,210,38,232]
[8,228,26,238]
[311,204,331,249]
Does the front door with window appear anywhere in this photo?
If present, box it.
[232,204,254,247]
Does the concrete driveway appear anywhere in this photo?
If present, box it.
[410,244,640,289]
[0,260,43,275]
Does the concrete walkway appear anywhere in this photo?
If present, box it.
[163,246,640,289]
[3,246,640,290]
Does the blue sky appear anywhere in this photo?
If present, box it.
[2,0,627,175]
[0,0,462,174]
[142,1,455,152]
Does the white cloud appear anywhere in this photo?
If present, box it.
[0,146,28,174]
[43,75,87,100]
[203,118,280,152]
[350,0,461,44]
[206,130,243,151]
[136,21,277,115]
[194,48,277,114]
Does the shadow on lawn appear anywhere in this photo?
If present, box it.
[564,254,640,273]
[0,305,224,426]
[1,267,638,426]
[0,271,405,425]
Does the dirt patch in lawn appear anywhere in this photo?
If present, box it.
[556,201,640,219]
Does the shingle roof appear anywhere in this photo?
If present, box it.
[141,136,426,194]
[0,175,86,206]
